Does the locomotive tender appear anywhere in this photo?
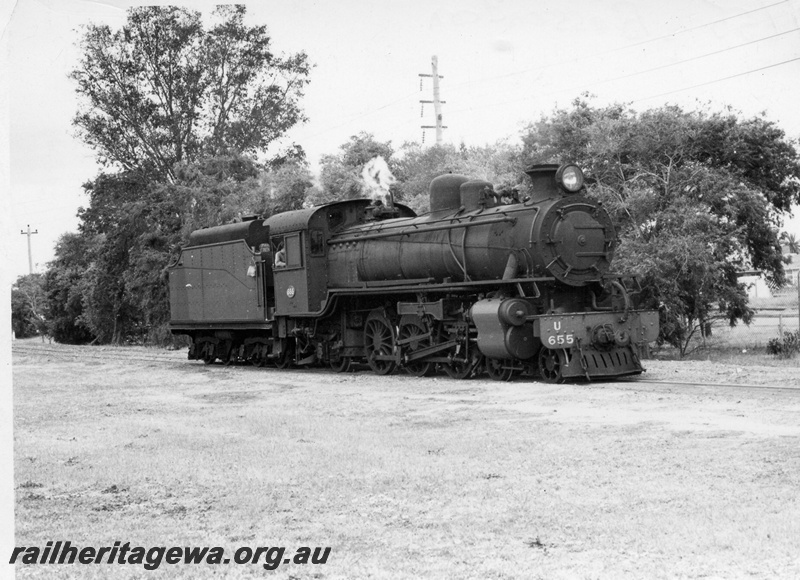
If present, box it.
[168,163,658,382]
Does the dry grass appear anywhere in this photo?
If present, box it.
[12,341,800,579]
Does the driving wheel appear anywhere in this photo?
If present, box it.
[364,310,397,375]
[398,316,433,377]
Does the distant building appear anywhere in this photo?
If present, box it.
[782,247,799,284]
[738,270,772,299]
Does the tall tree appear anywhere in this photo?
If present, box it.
[43,234,96,344]
[71,5,311,181]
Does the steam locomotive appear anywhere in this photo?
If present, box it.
[168,163,658,382]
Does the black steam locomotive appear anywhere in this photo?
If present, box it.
[168,163,658,382]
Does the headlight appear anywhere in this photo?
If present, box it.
[556,164,584,193]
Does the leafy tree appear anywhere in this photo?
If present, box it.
[394,141,521,213]
[521,98,800,354]
[11,274,47,339]
[43,234,96,344]
[71,5,311,181]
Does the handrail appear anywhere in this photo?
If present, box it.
[329,215,517,244]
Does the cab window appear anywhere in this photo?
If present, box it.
[272,233,303,269]
[310,229,325,256]
[285,233,302,268]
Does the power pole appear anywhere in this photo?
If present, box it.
[419,55,447,144]
[20,224,38,275]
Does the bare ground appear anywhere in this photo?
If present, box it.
[11,339,800,579]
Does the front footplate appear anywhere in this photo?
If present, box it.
[532,310,659,380]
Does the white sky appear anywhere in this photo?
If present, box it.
[3,0,800,280]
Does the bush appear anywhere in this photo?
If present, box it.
[766,331,800,358]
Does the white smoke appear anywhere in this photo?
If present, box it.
[361,156,396,205]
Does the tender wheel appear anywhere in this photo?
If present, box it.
[486,358,514,382]
[248,343,267,367]
[330,356,351,373]
[539,348,565,383]
[221,341,234,366]
[398,316,433,377]
[201,342,216,365]
[364,310,397,375]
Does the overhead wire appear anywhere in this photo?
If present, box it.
[444,0,791,91]
[634,55,800,102]
[445,26,800,114]
[298,0,794,146]
[300,89,421,141]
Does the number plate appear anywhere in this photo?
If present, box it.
[546,333,575,346]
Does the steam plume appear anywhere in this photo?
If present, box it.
[362,156,396,206]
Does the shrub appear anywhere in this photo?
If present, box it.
[766,330,800,358]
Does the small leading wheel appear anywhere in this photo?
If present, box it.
[538,348,566,383]
[398,316,433,377]
[330,356,351,373]
[443,351,481,380]
[364,310,397,375]
[486,358,514,382]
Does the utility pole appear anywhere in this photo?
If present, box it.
[20,224,38,275]
[419,55,447,144]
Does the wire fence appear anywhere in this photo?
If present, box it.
[704,269,800,350]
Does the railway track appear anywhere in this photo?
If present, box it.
[611,377,800,392]
[11,343,185,366]
[13,341,800,392]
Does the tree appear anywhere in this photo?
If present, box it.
[394,141,522,214]
[43,234,96,344]
[71,5,311,181]
[11,274,47,339]
[521,98,800,354]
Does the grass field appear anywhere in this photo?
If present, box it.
[11,341,800,579]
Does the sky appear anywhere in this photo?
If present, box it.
[3,0,800,280]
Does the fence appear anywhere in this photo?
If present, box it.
[705,270,800,349]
